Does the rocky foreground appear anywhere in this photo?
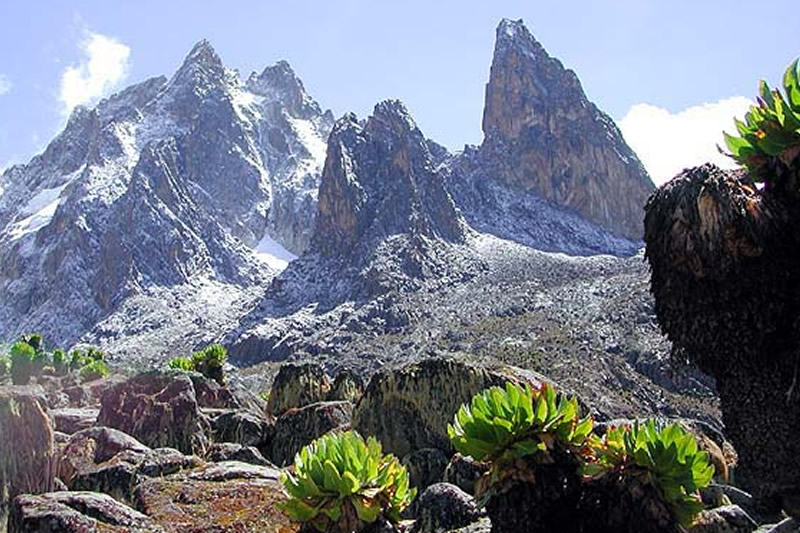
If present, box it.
[0,358,785,533]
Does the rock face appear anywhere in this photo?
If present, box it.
[475,18,653,241]
[0,387,55,531]
[414,483,484,533]
[97,371,211,455]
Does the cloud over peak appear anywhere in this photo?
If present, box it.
[619,97,753,186]
[60,31,131,113]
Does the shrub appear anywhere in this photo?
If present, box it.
[191,344,227,385]
[79,360,110,382]
[52,349,67,375]
[69,349,86,371]
[85,346,105,362]
[279,430,416,533]
[168,356,195,371]
[9,341,36,385]
[724,58,800,180]
[583,421,715,527]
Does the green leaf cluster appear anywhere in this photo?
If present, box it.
[447,382,593,465]
[279,430,416,533]
[583,421,715,526]
[9,341,36,385]
[724,58,800,179]
[168,356,195,371]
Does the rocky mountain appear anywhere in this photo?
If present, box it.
[0,19,700,433]
[0,40,332,348]
[465,19,653,241]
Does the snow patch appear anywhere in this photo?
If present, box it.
[6,183,69,240]
[254,231,297,270]
[288,117,327,168]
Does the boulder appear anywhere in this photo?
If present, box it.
[267,362,331,416]
[690,505,758,533]
[443,453,488,496]
[97,371,212,455]
[206,443,273,466]
[10,491,166,533]
[210,409,273,451]
[51,407,99,434]
[353,358,543,457]
[271,401,352,466]
[402,448,449,494]
[58,426,200,503]
[0,386,55,531]
[133,461,296,533]
[414,483,484,533]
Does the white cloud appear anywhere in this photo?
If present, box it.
[0,74,11,96]
[59,32,130,113]
[619,97,753,186]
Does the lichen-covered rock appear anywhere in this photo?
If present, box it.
[328,368,365,403]
[0,386,55,531]
[402,448,449,494]
[10,491,166,533]
[266,363,331,417]
[689,505,758,533]
[51,407,98,434]
[271,400,352,466]
[97,371,212,455]
[443,453,488,496]
[206,443,273,466]
[133,461,295,533]
[353,358,542,457]
[414,483,484,533]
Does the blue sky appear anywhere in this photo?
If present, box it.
[0,1,797,184]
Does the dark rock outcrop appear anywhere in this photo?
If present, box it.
[210,409,273,452]
[402,448,449,495]
[443,453,488,496]
[10,491,166,533]
[271,400,352,466]
[206,443,273,466]
[97,371,211,455]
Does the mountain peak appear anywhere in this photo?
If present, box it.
[169,39,226,92]
[479,18,652,240]
[184,39,222,68]
[246,60,322,118]
[370,99,416,130]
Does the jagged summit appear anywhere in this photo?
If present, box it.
[313,99,466,258]
[168,39,227,94]
[246,60,325,120]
